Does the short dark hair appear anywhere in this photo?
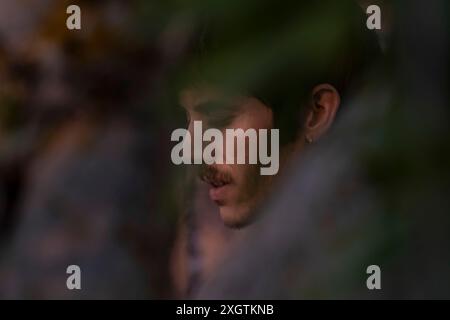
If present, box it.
[179,0,382,144]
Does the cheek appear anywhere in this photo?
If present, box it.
[230,165,246,183]
[232,164,261,188]
[243,102,274,130]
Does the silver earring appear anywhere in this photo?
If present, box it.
[305,136,313,144]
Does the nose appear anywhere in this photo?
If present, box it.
[188,121,226,165]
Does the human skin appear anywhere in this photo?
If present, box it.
[180,84,339,228]
[181,88,288,228]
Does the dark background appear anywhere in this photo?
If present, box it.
[0,0,449,299]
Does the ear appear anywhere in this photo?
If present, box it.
[303,84,340,143]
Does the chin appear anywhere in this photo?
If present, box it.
[219,204,254,229]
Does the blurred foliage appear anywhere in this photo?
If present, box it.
[0,0,448,299]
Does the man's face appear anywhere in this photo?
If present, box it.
[180,87,277,228]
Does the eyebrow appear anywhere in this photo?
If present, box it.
[195,100,240,128]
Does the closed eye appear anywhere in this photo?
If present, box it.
[196,101,239,128]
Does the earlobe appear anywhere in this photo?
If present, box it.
[304,84,340,142]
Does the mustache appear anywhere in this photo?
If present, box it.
[199,165,233,186]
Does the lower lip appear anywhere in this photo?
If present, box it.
[209,184,231,202]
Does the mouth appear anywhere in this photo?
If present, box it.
[200,172,232,203]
